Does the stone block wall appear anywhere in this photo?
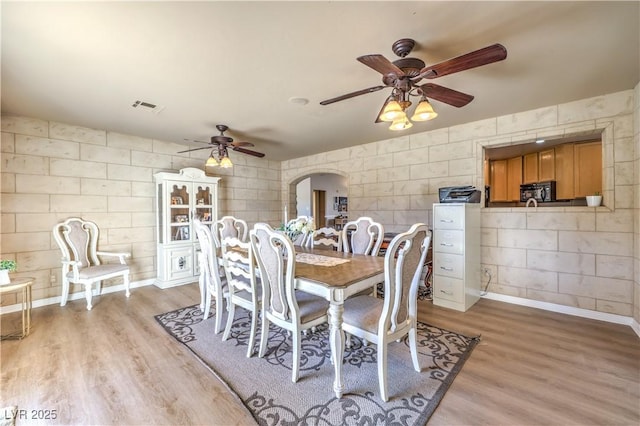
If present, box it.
[282,90,638,318]
[0,116,281,306]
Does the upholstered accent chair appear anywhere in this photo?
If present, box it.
[250,223,329,382]
[193,219,227,333]
[342,223,431,401]
[53,217,131,310]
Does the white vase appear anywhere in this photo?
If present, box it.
[586,195,602,207]
[0,269,10,285]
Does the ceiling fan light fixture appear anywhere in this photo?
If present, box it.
[379,100,406,122]
[205,151,219,168]
[219,155,233,168]
[411,98,438,121]
[389,116,413,131]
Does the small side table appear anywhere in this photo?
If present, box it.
[0,277,34,340]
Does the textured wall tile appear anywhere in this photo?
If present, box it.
[1,115,48,137]
[16,135,79,159]
[481,210,527,229]
[51,158,106,178]
[482,246,527,267]
[107,164,152,182]
[410,127,448,148]
[595,300,632,316]
[50,122,106,145]
[449,117,496,142]
[2,231,50,252]
[392,147,429,167]
[108,132,153,152]
[596,209,634,233]
[499,265,558,291]
[595,254,634,280]
[498,229,558,250]
[497,106,558,134]
[2,154,49,175]
[558,91,633,124]
[525,211,595,231]
[1,173,16,193]
[1,194,50,213]
[527,250,595,275]
[429,140,473,162]
[409,161,448,179]
[560,231,632,256]
[50,195,107,212]
[16,175,80,194]
[526,289,595,310]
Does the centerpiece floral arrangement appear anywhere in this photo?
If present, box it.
[277,220,315,242]
[0,260,17,272]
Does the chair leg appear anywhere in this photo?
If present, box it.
[291,330,301,383]
[214,290,223,334]
[246,309,258,358]
[378,343,389,402]
[60,277,70,306]
[203,287,212,320]
[258,316,269,358]
[124,272,131,298]
[85,284,93,311]
[409,327,421,372]
[222,303,235,341]
[198,272,206,312]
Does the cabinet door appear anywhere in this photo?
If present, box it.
[506,156,522,201]
[489,160,508,201]
[193,183,218,226]
[538,148,555,181]
[522,153,538,183]
[168,181,192,243]
[555,143,575,199]
[574,141,602,197]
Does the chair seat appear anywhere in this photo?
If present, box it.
[67,264,129,280]
[295,291,329,323]
[343,295,383,335]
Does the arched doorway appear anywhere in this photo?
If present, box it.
[286,171,348,229]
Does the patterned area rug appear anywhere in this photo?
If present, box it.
[155,305,478,425]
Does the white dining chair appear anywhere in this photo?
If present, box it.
[342,223,431,402]
[194,219,227,333]
[53,217,131,311]
[250,222,329,383]
[341,216,384,256]
[213,215,249,245]
[310,226,342,251]
[220,236,261,357]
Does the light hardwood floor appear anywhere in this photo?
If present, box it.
[1,284,639,425]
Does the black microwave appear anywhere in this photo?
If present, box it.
[520,181,556,202]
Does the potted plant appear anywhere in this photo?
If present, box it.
[0,259,17,285]
[586,192,602,207]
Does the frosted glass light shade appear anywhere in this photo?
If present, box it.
[389,116,413,131]
[379,100,406,122]
[411,99,438,121]
[205,155,219,167]
[219,156,233,168]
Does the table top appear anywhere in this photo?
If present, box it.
[294,247,384,288]
[0,277,34,292]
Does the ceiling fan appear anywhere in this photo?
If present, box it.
[320,38,507,130]
[178,124,265,167]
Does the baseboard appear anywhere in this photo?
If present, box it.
[482,292,640,338]
[0,279,155,315]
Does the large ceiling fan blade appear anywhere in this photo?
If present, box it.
[229,141,254,148]
[320,85,385,105]
[232,146,265,158]
[177,146,213,154]
[357,54,406,78]
[419,83,474,107]
[415,43,507,80]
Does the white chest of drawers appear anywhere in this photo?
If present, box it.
[432,203,480,312]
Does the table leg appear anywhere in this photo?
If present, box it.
[328,301,345,398]
[26,284,32,336]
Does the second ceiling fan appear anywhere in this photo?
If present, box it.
[320,38,507,130]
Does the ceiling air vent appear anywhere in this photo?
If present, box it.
[131,100,164,114]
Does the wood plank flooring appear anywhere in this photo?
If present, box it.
[1,284,638,425]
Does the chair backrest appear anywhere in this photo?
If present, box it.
[311,227,342,251]
[53,217,101,268]
[250,223,298,322]
[220,236,256,297]
[214,216,249,245]
[342,216,384,256]
[193,219,221,282]
[380,223,431,335]
[285,216,314,247]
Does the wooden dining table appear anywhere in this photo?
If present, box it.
[293,247,385,398]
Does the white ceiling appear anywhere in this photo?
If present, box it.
[2,1,638,161]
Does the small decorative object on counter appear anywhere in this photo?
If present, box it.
[586,192,602,207]
[0,260,17,284]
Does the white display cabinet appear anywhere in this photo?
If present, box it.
[432,203,481,312]
[154,167,220,289]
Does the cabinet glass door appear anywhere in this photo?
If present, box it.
[193,183,216,226]
[170,183,191,242]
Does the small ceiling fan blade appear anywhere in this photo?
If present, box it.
[232,146,265,158]
[320,85,385,105]
[177,146,213,154]
[357,54,405,77]
[419,83,474,107]
[415,43,507,80]
[229,141,255,148]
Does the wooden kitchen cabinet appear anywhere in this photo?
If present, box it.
[489,159,508,201]
[522,153,538,183]
[555,143,575,199]
[538,148,555,181]
[507,156,522,201]
[574,141,602,197]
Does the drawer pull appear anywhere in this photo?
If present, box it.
[440,242,454,247]
[440,289,453,295]
[440,266,454,271]
[439,219,454,223]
